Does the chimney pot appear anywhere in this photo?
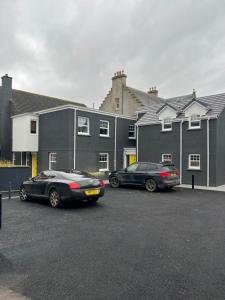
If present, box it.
[148,86,159,97]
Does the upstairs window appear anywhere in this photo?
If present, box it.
[189,114,201,129]
[30,120,37,134]
[162,118,172,131]
[100,120,109,137]
[162,154,172,163]
[128,125,136,139]
[78,117,90,135]
[189,154,200,170]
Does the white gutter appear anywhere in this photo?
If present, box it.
[73,109,77,169]
[180,120,183,184]
[136,125,139,161]
[114,117,117,170]
[207,118,210,187]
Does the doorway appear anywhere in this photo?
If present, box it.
[123,148,136,168]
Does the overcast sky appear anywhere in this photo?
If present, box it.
[1,0,225,107]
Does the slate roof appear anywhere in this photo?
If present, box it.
[136,93,225,126]
[126,86,165,108]
[0,87,86,116]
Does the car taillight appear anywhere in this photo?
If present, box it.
[69,182,80,189]
[100,180,105,187]
[160,171,170,177]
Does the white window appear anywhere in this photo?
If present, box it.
[49,152,57,170]
[162,154,172,163]
[100,120,109,137]
[99,153,109,171]
[189,154,200,170]
[162,118,172,131]
[128,125,136,139]
[30,120,37,134]
[78,117,90,135]
[189,114,201,129]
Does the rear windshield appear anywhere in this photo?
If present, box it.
[161,165,177,171]
[55,172,92,180]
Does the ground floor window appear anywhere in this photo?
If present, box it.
[99,153,109,171]
[49,152,57,170]
[162,154,172,163]
[12,152,31,166]
[188,154,200,170]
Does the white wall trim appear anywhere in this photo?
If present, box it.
[114,117,117,170]
[136,125,139,161]
[74,109,77,169]
[180,121,183,184]
[207,118,210,187]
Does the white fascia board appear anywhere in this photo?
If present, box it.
[11,112,38,119]
[136,115,218,127]
[34,105,136,120]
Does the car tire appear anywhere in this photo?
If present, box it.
[145,178,157,192]
[20,186,29,201]
[49,189,63,208]
[109,177,120,188]
[87,197,99,204]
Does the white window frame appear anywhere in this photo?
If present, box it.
[100,120,109,137]
[128,125,136,139]
[188,154,200,170]
[162,153,172,163]
[162,118,172,131]
[49,152,57,170]
[189,114,201,129]
[30,119,37,135]
[78,116,90,135]
[99,153,109,171]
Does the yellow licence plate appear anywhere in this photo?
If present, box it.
[171,173,176,176]
[85,189,100,196]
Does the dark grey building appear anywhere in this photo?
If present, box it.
[136,93,225,187]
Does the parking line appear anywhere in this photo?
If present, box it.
[2,196,19,200]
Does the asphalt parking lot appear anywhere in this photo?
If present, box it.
[1,187,225,300]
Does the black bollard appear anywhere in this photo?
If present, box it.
[192,175,195,189]
[0,193,2,229]
[8,181,11,200]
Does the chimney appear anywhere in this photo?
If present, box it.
[148,86,158,97]
[112,70,127,87]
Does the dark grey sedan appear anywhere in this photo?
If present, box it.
[109,162,180,192]
[20,170,105,208]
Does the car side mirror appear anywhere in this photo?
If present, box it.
[31,177,36,182]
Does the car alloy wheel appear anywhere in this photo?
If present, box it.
[49,190,62,208]
[110,177,120,188]
[20,187,28,201]
[145,179,157,192]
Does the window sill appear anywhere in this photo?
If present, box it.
[128,137,136,140]
[77,133,91,136]
[187,127,202,131]
[99,135,110,138]
[187,168,202,171]
[99,169,109,172]
[160,130,173,133]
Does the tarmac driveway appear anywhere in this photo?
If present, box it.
[0,187,225,300]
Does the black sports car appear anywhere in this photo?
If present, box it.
[109,162,180,192]
[20,170,105,208]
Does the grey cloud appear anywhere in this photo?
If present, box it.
[0,0,225,107]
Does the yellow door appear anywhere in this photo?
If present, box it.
[32,153,37,177]
[129,154,136,165]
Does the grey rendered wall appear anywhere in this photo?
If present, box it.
[138,122,180,168]
[38,109,74,172]
[216,109,225,186]
[116,118,136,169]
[182,120,207,186]
[75,110,115,172]
[138,120,216,186]
[0,76,12,160]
